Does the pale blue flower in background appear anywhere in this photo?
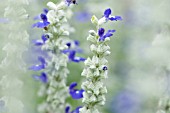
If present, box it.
[110,90,141,113]
[0,18,9,23]
[74,11,91,22]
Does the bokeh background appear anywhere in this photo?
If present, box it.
[0,0,170,113]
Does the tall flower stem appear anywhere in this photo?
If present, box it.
[34,1,76,113]
[79,8,122,113]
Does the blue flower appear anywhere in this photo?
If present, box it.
[62,40,85,63]
[103,8,122,21]
[34,8,49,20]
[65,0,77,6]
[32,13,50,28]
[110,90,141,113]
[74,40,80,46]
[68,51,86,63]
[74,11,91,22]
[0,18,9,23]
[69,82,84,99]
[33,34,49,46]
[103,66,108,71]
[33,72,48,83]
[98,28,116,41]
[29,56,47,71]
[65,106,82,113]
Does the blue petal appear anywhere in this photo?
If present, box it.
[103,66,108,71]
[99,36,105,41]
[99,29,116,41]
[73,57,86,62]
[32,21,50,28]
[98,28,105,37]
[104,8,111,18]
[105,30,116,37]
[70,89,84,99]
[41,34,48,42]
[29,64,45,71]
[74,40,80,46]
[109,16,122,21]
[62,49,71,54]
[32,72,48,83]
[65,0,77,6]
[65,0,72,6]
[38,56,46,65]
[32,40,44,46]
[40,72,48,83]
[40,13,47,21]
[43,8,49,14]
[65,106,70,113]
[69,82,77,90]
[108,29,116,33]
[66,42,71,48]
[69,51,76,60]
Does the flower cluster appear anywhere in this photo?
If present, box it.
[79,8,122,113]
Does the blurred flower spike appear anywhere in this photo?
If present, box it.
[65,106,82,113]
[69,82,84,99]
[98,28,116,41]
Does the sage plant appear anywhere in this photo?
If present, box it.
[30,0,85,113]
[79,8,122,113]
[0,0,29,113]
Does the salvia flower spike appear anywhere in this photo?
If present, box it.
[30,1,83,113]
[79,8,122,113]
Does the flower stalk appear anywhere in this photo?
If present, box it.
[32,1,77,113]
[79,8,122,113]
